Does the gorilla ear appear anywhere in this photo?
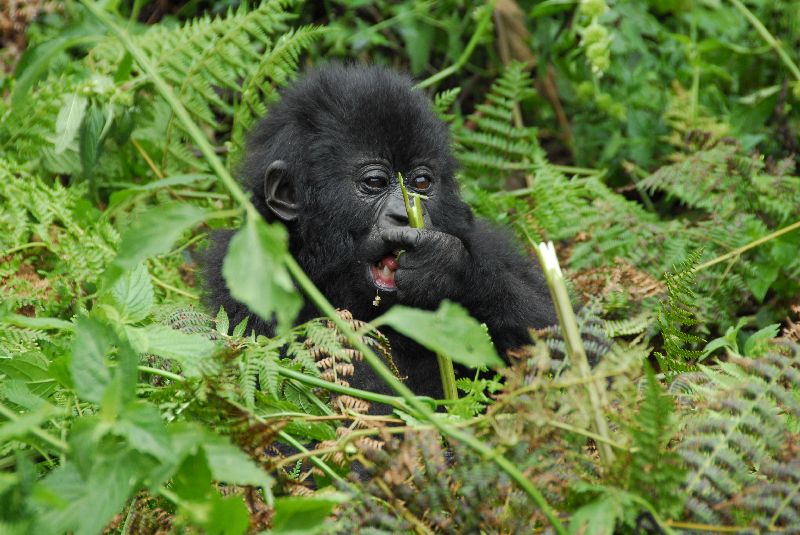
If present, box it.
[263,160,299,222]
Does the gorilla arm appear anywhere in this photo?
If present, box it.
[381,221,556,355]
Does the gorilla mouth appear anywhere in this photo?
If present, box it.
[369,255,398,291]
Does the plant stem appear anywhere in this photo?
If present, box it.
[694,218,800,272]
[138,365,186,383]
[278,431,346,484]
[277,367,421,414]
[87,6,564,528]
[729,0,800,82]
[530,239,615,468]
[415,0,496,90]
[437,354,459,401]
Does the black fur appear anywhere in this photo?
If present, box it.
[204,63,555,402]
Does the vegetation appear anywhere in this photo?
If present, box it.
[1,0,799,533]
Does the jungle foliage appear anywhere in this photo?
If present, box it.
[1,0,799,533]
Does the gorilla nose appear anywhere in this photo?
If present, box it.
[379,195,410,227]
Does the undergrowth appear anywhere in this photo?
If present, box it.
[1,1,799,533]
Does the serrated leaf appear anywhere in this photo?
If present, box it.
[54,93,87,154]
[222,217,301,334]
[115,402,172,461]
[133,324,217,377]
[102,263,154,323]
[215,305,230,335]
[70,318,113,403]
[107,203,207,286]
[375,300,503,368]
[32,448,150,535]
[79,103,106,174]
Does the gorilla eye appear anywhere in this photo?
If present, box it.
[364,175,388,189]
[412,175,432,191]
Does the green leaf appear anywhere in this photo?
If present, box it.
[171,450,250,535]
[132,324,217,377]
[568,494,622,535]
[745,261,779,302]
[222,217,301,333]
[270,492,349,534]
[375,301,503,368]
[215,306,230,335]
[108,203,206,285]
[69,318,113,403]
[54,93,87,154]
[32,448,150,535]
[202,433,274,491]
[115,402,172,461]
[743,323,780,357]
[78,103,107,176]
[101,263,154,323]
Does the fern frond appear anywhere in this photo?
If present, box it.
[628,366,685,517]
[454,61,540,188]
[230,24,326,163]
[655,250,705,374]
[678,344,800,525]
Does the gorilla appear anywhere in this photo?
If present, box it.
[204,63,555,400]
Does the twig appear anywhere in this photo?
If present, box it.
[729,0,800,82]
[694,219,800,272]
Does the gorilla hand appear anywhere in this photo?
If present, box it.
[379,227,469,307]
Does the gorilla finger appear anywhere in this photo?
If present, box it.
[380,227,427,248]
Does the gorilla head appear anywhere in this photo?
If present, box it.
[241,64,472,314]
[205,63,555,398]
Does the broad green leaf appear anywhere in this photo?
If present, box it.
[71,318,137,405]
[0,404,56,445]
[172,450,250,535]
[32,448,151,535]
[53,93,87,154]
[568,494,622,535]
[745,261,779,302]
[375,301,503,368]
[223,217,301,333]
[70,318,113,403]
[203,433,273,491]
[0,353,56,397]
[108,203,206,285]
[133,324,217,377]
[156,424,274,497]
[0,313,74,331]
[115,402,172,461]
[270,492,350,534]
[101,263,154,323]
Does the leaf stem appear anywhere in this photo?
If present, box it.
[728,0,800,82]
[693,218,800,272]
[414,0,496,90]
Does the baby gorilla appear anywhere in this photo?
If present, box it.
[205,63,555,400]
